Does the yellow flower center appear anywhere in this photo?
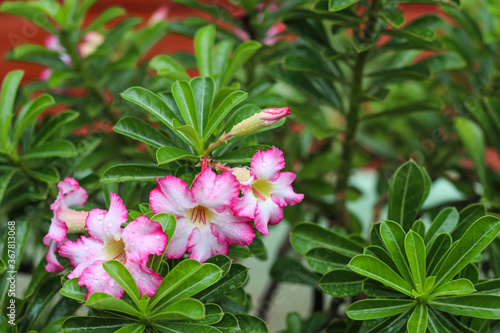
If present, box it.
[101,238,126,262]
[188,206,213,227]
[252,180,272,200]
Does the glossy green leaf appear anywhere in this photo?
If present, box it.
[213,313,239,333]
[270,257,318,288]
[195,263,248,303]
[407,304,428,333]
[476,279,500,296]
[235,315,268,333]
[215,145,271,164]
[434,216,500,288]
[62,317,135,332]
[150,55,191,81]
[452,204,486,240]
[27,166,59,184]
[426,233,452,273]
[212,40,233,77]
[194,25,215,77]
[172,81,198,130]
[428,308,475,333]
[0,169,15,204]
[364,245,398,272]
[152,322,221,333]
[84,7,125,33]
[121,87,178,130]
[60,278,87,302]
[12,94,54,144]
[430,295,500,319]
[114,324,145,333]
[380,8,405,28]
[205,255,232,279]
[34,111,79,146]
[455,117,487,187]
[388,160,429,231]
[424,207,459,247]
[156,146,198,165]
[86,292,141,317]
[348,255,414,297]
[194,303,224,325]
[20,276,61,332]
[319,269,364,297]
[149,259,222,311]
[219,41,261,88]
[191,77,215,135]
[102,260,141,305]
[329,0,360,11]
[203,91,247,142]
[22,140,77,159]
[347,299,416,320]
[114,116,173,148]
[429,279,475,298]
[1,2,57,33]
[151,213,176,248]
[0,70,23,147]
[380,220,414,284]
[411,219,426,239]
[405,230,426,287]
[149,298,205,321]
[365,310,411,333]
[101,164,172,183]
[291,222,364,257]
[363,280,406,298]
[418,52,466,72]
[304,247,351,274]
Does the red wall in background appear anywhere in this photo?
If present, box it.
[0,0,443,82]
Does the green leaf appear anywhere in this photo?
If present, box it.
[114,116,173,148]
[428,308,476,333]
[219,41,261,88]
[212,40,233,77]
[424,207,459,247]
[194,25,215,77]
[22,140,77,159]
[13,94,54,144]
[196,303,224,324]
[418,52,466,72]
[152,322,222,333]
[121,87,178,130]
[35,111,79,146]
[433,216,500,288]
[150,55,191,81]
[452,204,486,240]
[149,298,205,321]
[405,230,426,287]
[203,91,247,142]
[426,233,452,274]
[365,310,411,333]
[304,247,351,274]
[0,169,15,204]
[428,279,475,298]
[195,263,248,303]
[380,220,414,286]
[1,2,57,33]
[102,260,141,306]
[363,280,406,298]
[28,166,60,184]
[329,0,360,11]
[101,164,171,183]
[407,304,428,333]
[86,292,141,317]
[61,317,135,332]
[388,160,429,231]
[380,8,405,28]
[191,77,215,135]
[172,81,198,130]
[347,299,416,320]
[290,222,363,257]
[215,145,270,164]
[319,269,364,297]
[149,259,222,311]
[156,147,199,165]
[60,278,87,302]
[84,7,125,33]
[114,324,146,333]
[205,255,232,279]
[429,295,500,319]
[455,117,487,188]
[0,70,23,147]
[270,257,319,288]
[235,315,268,333]
[364,245,398,272]
[476,279,500,296]
[214,313,239,333]
[348,255,414,297]
[151,213,176,248]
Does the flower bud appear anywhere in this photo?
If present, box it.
[231,167,251,183]
[229,107,291,137]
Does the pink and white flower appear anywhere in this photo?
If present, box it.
[59,193,167,299]
[231,147,304,235]
[43,177,89,272]
[150,168,255,263]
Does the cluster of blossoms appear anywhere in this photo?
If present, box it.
[43,111,302,298]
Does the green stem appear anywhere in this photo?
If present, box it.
[334,0,380,229]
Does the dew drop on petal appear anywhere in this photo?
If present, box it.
[108,280,115,287]
[155,235,160,239]
[113,233,121,241]
[92,279,99,284]
[215,181,220,186]
[262,162,267,167]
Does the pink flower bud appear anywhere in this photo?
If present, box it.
[230,107,291,137]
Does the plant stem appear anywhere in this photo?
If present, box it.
[334,0,380,229]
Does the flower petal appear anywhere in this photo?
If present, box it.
[45,240,64,273]
[211,213,255,246]
[150,176,195,216]
[250,147,285,181]
[51,177,88,211]
[79,261,124,299]
[165,217,196,259]
[86,193,127,243]
[43,216,68,246]
[126,261,163,297]
[270,172,304,206]
[59,236,103,279]
[191,168,239,212]
[123,216,168,263]
[254,200,284,235]
[231,186,258,219]
[188,226,228,263]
